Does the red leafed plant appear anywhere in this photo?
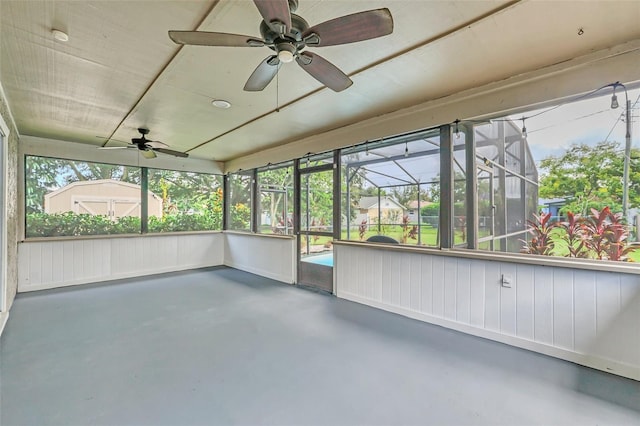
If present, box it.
[523,207,638,262]
[561,211,588,258]
[400,215,418,244]
[358,219,368,241]
[582,207,637,261]
[521,212,558,255]
[582,207,614,260]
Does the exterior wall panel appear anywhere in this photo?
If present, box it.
[335,243,640,380]
[18,233,224,292]
[224,233,295,284]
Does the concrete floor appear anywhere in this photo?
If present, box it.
[1,267,639,426]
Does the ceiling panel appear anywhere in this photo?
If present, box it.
[115,0,512,158]
[1,0,639,164]
[0,0,216,145]
[191,0,640,160]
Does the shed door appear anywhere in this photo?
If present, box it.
[73,197,140,219]
[112,199,140,218]
[74,198,110,216]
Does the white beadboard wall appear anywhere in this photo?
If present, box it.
[18,233,224,292]
[335,243,640,381]
[224,233,296,284]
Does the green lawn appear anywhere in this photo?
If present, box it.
[301,225,466,247]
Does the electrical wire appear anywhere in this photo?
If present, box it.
[454,82,624,126]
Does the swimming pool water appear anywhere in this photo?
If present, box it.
[303,253,333,267]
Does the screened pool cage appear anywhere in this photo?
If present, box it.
[341,120,538,253]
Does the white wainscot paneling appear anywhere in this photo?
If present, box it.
[335,244,640,381]
[224,233,295,284]
[18,233,224,292]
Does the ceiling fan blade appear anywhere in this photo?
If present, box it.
[244,56,281,91]
[303,8,393,47]
[154,148,189,158]
[295,52,352,92]
[145,141,170,149]
[141,150,157,159]
[253,0,291,34]
[168,31,264,47]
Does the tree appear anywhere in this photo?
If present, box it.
[538,141,640,215]
[302,170,333,230]
[258,167,293,232]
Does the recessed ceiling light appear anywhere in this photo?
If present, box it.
[52,29,69,42]
[211,99,231,109]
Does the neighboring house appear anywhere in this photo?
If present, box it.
[44,179,162,219]
[356,196,406,225]
[538,198,567,221]
[405,200,433,223]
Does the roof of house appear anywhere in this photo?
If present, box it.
[406,200,433,209]
[358,196,405,210]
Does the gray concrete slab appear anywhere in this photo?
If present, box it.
[1,266,639,426]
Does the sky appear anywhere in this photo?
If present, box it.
[508,85,640,165]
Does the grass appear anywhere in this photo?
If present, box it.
[300,225,467,247]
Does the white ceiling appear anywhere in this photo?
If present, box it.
[2,0,640,163]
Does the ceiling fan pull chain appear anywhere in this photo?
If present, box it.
[276,71,280,113]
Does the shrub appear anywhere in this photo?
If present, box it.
[26,211,222,237]
[521,212,558,255]
[522,207,638,262]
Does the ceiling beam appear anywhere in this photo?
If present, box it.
[102,0,222,148]
[185,0,523,154]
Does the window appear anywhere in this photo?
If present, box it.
[483,84,640,262]
[453,130,467,247]
[341,130,441,246]
[227,171,253,231]
[25,156,141,237]
[25,156,223,237]
[474,120,536,252]
[147,169,223,232]
[257,163,293,234]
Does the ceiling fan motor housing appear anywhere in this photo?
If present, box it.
[260,14,309,47]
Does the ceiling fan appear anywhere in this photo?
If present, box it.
[99,128,189,159]
[168,0,393,92]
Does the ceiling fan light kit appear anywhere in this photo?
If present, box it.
[168,0,393,92]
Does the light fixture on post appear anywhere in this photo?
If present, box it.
[521,117,527,138]
[611,84,619,109]
[404,142,409,158]
[454,119,460,139]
